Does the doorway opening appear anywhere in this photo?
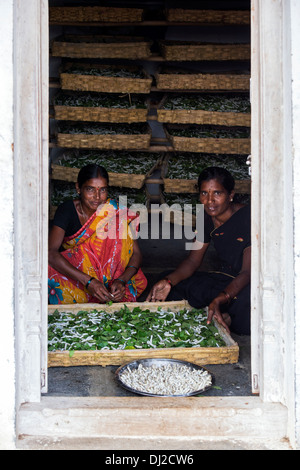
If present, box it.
[47,0,253,399]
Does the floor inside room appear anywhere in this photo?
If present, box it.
[45,213,252,398]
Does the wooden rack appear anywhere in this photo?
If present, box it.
[49,5,251,216]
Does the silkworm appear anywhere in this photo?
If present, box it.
[119,363,212,396]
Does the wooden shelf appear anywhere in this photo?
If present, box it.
[49,9,251,195]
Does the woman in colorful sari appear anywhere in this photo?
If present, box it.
[48,164,147,304]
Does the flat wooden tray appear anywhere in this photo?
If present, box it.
[48,301,239,367]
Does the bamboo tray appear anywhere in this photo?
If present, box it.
[165,127,251,155]
[155,69,250,91]
[157,96,251,127]
[47,301,239,367]
[163,178,251,194]
[50,156,162,190]
[52,35,152,60]
[54,105,148,124]
[57,126,151,151]
[159,41,250,61]
[60,63,152,94]
[49,6,144,23]
[165,9,250,24]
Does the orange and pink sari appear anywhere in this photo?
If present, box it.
[48,199,147,304]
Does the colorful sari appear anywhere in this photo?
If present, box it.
[48,199,147,304]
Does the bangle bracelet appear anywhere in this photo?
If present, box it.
[85,277,95,289]
[128,265,138,273]
[221,291,231,303]
[116,278,126,284]
[164,278,173,287]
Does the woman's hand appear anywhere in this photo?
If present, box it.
[207,297,231,333]
[146,279,172,302]
[86,278,114,303]
[110,279,126,302]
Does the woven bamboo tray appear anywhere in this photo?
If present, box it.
[52,35,152,60]
[159,41,250,61]
[54,105,148,124]
[165,127,251,155]
[57,126,151,151]
[47,301,239,367]
[61,64,152,94]
[165,9,250,24]
[155,69,250,91]
[50,156,161,189]
[163,178,251,194]
[157,96,251,127]
[49,6,144,23]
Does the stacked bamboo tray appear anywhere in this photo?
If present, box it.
[60,63,152,95]
[159,94,251,155]
[155,68,250,92]
[49,6,250,25]
[52,35,152,60]
[51,151,163,190]
[165,125,250,155]
[157,94,251,127]
[51,61,157,215]
[165,8,250,24]
[54,63,153,151]
[159,40,250,62]
[56,123,152,151]
[49,6,145,23]
[49,4,251,222]
[157,91,251,225]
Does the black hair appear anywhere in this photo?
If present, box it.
[198,166,235,194]
[77,164,109,189]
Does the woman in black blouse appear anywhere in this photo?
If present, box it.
[146,167,251,335]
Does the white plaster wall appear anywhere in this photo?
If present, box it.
[291,0,300,449]
[0,0,16,450]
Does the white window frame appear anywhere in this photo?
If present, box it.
[14,0,300,448]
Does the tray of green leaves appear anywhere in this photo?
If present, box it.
[54,92,147,110]
[55,150,162,177]
[48,306,226,352]
[161,94,250,113]
[57,122,150,136]
[60,64,152,94]
[166,125,250,139]
[165,153,249,180]
[63,64,146,79]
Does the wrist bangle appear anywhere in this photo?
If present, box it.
[164,278,173,287]
[85,277,95,289]
[116,278,126,284]
[221,291,231,304]
[128,265,138,273]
